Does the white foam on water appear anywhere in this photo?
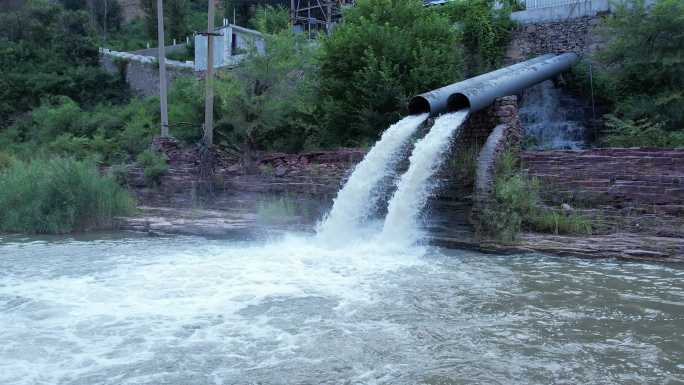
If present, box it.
[381,110,469,247]
[316,113,428,243]
[0,235,426,385]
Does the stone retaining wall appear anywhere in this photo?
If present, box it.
[522,149,684,236]
[120,138,366,208]
[506,16,606,62]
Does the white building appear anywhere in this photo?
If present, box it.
[194,24,265,71]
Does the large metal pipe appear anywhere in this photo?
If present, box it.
[408,53,579,116]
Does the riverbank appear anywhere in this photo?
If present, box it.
[114,142,684,263]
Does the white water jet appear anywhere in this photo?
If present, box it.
[381,110,469,246]
[317,113,428,241]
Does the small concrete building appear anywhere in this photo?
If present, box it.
[194,24,265,71]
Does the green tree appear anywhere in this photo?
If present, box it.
[93,0,124,34]
[318,0,464,145]
[252,4,289,34]
[0,2,127,129]
[215,29,318,171]
[142,0,191,42]
[167,0,190,41]
[140,0,158,40]
[595,0,684,133]
[439,0,515,75]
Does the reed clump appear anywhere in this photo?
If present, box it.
[480,150,592,241]
[0,157,136,234]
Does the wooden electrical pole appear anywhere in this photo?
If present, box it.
[203,0,215,146]
[157,0,169,137]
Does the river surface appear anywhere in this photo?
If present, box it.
[1,233,682,385]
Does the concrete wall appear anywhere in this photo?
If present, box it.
[194,24,264,71]
[100,48,194,97]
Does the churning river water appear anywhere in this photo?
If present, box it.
[1,232,683,385]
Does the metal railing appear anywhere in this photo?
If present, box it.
[522,0,590,9]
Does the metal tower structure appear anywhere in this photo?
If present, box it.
[290,0,354,36]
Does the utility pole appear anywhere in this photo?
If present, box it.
[157,0,170,137]
[203,0,215,146]
[104,0,108,43]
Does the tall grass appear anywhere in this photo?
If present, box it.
[480,150,592,241]
[0,157,136,234]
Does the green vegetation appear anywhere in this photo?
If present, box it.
[603,115,684,148]
[215,7,319,168]
[439,0,515,74]
[570,0,684,148]
[319,0,464,145]
[0,1,128,129]
[480,150,592,241]
[137,150,169,186]
[140,0,191,41]
[0,157,135,234]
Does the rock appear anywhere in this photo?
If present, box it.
[561,203,573,212]
[274,165,288,177]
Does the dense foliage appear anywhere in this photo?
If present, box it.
[215,11,319,168]
[0,1,128,129]
[140,0,191,41]
[597,0,683,132]
[318,0,463,145]
[439,0,515,74]
[0,157,135,234]
[317,0,515,145]
[569,0,684,147]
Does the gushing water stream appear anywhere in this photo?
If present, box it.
[382,111,469,246]
[317,113,428,242]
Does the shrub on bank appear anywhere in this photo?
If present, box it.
[568,0,684,147]
[479,151,592,241]
[137,150,168,186]
[0,157,136,234]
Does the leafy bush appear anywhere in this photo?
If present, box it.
[0,2,128,128]
[0,152,15,171]
[439,0,515,74]
[137,150,168,186]
[480,150,592,241]
[0,157,135,234]
[167,77,204,142]
[2,96,157,163]
[603,115,684,148]
[575,0,684,145]
[109,163,130,186]
[252,5,290,34]
[215,28,318,170]
[319,0,464,145]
